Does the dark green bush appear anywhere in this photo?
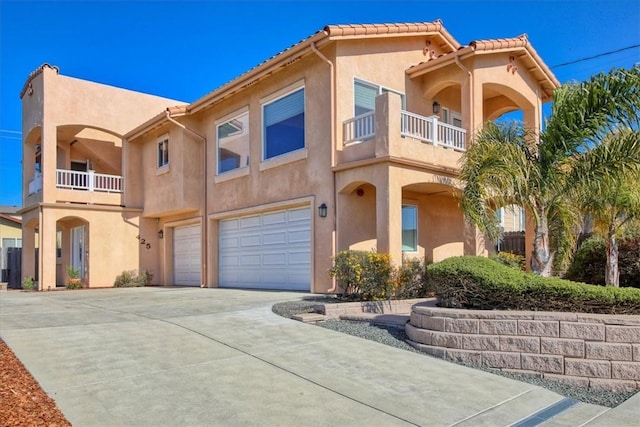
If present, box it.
[565,236,640,288]
[394,257,431,299]
[114,270,153,287]
[428,256,640,314]
[619,238,640,288]
[565,236,607,285]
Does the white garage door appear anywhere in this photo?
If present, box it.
[174,224,201,286]
[219,206,311,291]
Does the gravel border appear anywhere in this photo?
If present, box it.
[272,299,637,408]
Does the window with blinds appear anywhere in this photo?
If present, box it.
[354,79,405,116]
[217,111,249,174]
[263,87,305,160]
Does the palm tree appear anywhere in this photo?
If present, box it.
[577,132,640,286]
[460,66,640,276]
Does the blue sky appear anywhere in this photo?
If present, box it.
[1,0,639,207]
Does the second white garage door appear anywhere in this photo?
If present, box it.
[174,224,201,286]
[219,206,311,291]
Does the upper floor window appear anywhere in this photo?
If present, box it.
[157,135,169,168]
[354,79,405,116]
[442,108,462,128]
[263,87,305,160]
[402,205,418,252]
[217,110,249,174]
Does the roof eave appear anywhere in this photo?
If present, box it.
[123,110,171,141]
[188,31,330,114]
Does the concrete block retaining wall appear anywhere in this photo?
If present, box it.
[318,298,429,319]
[406,303,640,392]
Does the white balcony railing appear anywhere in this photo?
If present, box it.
[342,110,467,151]
[400,111,466,151]
[56,169,122,193]
[343,111,375,144]
[28,173,42,195]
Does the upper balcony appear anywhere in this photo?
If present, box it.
[28,169,123,205]
[23,124,125,207]
[339,92,467,171]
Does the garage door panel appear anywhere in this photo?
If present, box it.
[263,253,286,265]
[220,256,238,268]
[240,234,261,247]
[174,224,201,286]
[289,251,311,264]
[288,229,310,243]
[220,219,238,232]
[288,207,309,221]
[240,254,261,266]
[263,211,286,225]
[220,236,239,249]
[219,207,310,291]
[263,231,286,245]
[240,215,261,228]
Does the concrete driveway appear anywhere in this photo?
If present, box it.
[0,287,636,426]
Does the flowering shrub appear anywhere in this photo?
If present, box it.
[395,257,431,299]
[490,251,525,270]
[114,270,153,287]
[329,250,431,300]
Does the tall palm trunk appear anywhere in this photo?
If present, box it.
[531,209,554,276]
[605,224,620,287]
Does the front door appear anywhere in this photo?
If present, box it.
[71,226,85,279]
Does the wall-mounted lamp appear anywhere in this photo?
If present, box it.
[432,101,440,114]
[158,230,164,239]
[318,203,328,218]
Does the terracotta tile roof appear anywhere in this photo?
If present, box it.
[469,34,529,51]
[20,63,59,99]
[188,21,458,114]
[406,34,559,100]
[166,105,188,116]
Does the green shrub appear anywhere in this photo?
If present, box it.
[428,256,640,314]
[21,276,35,290]
[565,236,640,288]
[66,279,82,289]
[114,270,153,287]
[619,237,640,288]
[329,251,433,301]
[490,251,525,270]
[565,236,606,285]
[394,257,431,299]
[329,250,393,300]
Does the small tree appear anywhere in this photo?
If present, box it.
[577,144,640,286]
[461,66,640,276]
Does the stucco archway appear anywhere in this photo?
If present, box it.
[337,182,377,252]
[56,216,90,287]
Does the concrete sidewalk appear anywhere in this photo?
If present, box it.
[0,287,636,426]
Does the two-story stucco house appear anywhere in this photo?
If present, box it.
[20,21,559,292]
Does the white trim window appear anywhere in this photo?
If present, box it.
[157,135,169,168]
[217,110,250,175]
[442,108,463,128]
[262,86,305,160]
[402,205,418,252]
[354,79,405,116]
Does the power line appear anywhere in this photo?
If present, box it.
[0,129,22,134]
[551,44,640,69]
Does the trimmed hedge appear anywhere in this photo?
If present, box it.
[428,256,640,314]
